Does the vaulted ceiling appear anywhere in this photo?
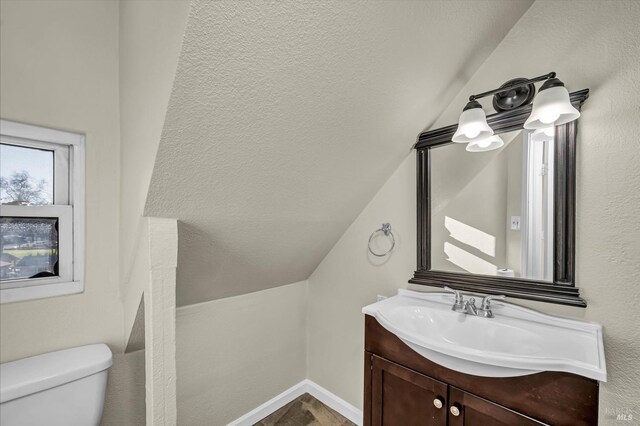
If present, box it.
[145,0,534,307]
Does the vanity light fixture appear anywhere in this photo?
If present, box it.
[451,100,493,143]
[524,77,581,129]
[465,134,504,152]
[452,72,580,149]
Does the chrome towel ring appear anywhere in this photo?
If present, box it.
[368,223,395,257]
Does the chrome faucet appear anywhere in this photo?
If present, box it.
[464,297,479,316]
[477,294,506,318]
[444,286,465,312]
[444,287,505,318]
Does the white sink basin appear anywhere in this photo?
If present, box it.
[362,289,606,381]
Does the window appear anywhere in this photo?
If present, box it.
[0,120,84,303]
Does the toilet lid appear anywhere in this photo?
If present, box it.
[0,344,112,403]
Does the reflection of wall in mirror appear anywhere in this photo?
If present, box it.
[430,131,523,277]
[431,139,507,275]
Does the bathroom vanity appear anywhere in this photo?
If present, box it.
[363,316,598,425]
[361,291,604,426]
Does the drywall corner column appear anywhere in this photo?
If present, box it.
[144,218,178,426]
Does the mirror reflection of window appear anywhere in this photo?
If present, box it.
[521,129,554,281]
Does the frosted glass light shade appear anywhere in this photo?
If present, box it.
[452,107,493,143]
[524,86,580,129]
[531,127,555,142]
[466,135,504,152]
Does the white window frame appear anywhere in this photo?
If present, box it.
[0,120,85,303]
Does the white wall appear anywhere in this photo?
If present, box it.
[176,281,308,425]
[0,2,149,424]
[144,218,179,426]
[119,0,190,296]
[102,351,146,426]
[117,4,189,421]
[307,0,640,422]
[307,154,416,407]
[0,0,123,363]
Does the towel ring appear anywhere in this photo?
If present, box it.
[368,223,395,257]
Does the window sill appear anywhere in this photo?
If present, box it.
[0,281,83,304]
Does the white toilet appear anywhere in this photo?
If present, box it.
[0,344,113,426]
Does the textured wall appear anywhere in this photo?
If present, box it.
[176,281,308,425]
[118,4,190,416]
[119,0,190,292]
[307,0,640,422]
[0,0,136,423]
[102,351,146,426]
[145,0,534,307]
[307,153,417,407]
[0,0,123,361]
[144,218,179,426]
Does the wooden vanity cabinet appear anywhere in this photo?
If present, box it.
[363,316,599,426]
[371,356,448,425]
[446,387,545,426]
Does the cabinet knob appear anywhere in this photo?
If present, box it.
[450,404,461,417]
[433,397,444,409]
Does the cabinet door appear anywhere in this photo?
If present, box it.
[448,386,548,426]
[371,355,448,426]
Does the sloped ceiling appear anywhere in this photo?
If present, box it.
[145,0,534,307]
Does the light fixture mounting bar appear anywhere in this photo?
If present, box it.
[469,72,556,102]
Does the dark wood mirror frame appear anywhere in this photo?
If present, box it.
[409,89,589,307]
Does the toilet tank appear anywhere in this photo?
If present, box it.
[0,344,113,426]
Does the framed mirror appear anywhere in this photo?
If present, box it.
[410,89,589,307]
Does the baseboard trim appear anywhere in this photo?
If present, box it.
[304,380,362,425]
[227,379,363,426]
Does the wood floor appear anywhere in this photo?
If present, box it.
[254,393,355,426]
